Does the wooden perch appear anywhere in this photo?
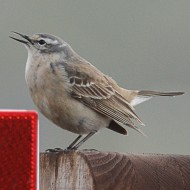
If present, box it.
[40,150,190,190]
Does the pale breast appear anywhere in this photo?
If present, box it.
[26,57,110,135]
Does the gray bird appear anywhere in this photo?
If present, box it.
[10,32,184,150]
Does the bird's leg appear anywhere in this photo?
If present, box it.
[45,135,82,152]
[66,134,82,150]
[71,132,96,150]
[47,132,96,152]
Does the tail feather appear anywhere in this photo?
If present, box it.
[131,90,184,106]
[138,90,184,97]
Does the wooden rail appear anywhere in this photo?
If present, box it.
[40,150,190,190]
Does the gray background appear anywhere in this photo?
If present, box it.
[0,0,189,154]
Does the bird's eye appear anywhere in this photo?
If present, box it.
[38,39,46,46]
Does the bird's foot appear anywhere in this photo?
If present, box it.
[45,148,64,153]
[82,149,98,152]
[63,146,77,152]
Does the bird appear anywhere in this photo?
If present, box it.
[10,32,184,150]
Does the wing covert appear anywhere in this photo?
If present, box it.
[69,76,144,133]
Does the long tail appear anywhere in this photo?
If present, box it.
[138,90,184,97]
[131,90,184,106]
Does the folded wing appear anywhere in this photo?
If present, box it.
[69,75,144,134]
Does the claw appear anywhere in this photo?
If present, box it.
[45,148,64,153]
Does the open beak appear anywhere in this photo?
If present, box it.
[9,31,33,45]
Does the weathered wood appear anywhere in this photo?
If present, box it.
[40,150,190,190]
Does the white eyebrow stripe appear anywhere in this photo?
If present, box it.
[42,38,58,45]
[59,43,67,48]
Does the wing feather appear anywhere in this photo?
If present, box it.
[69,76,144,132]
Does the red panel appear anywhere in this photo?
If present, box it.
[0,110,38,190]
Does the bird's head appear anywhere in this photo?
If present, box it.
[10,32,75,59]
